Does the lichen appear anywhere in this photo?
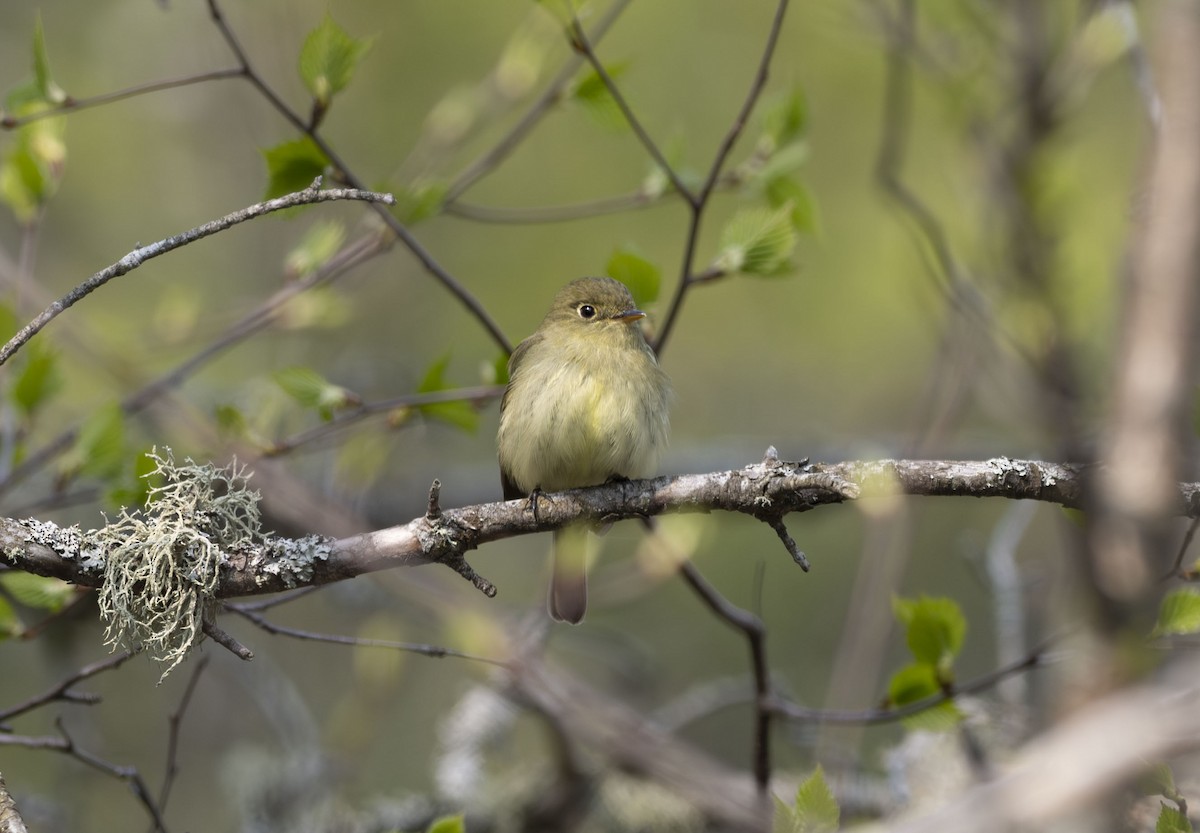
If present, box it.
[253,534,332,588]
[93,448,265,682]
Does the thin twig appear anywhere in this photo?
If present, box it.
[0,650,139,725]
[265,385,503,457]
[444,0,633,201]
[0,720,169,832]
[677,562,772,795]
[226,603,506,666]
[769,640,1053,725]
[567,18,697,207]
[0,69,247,129]
[654,0,791,353]
[0,180,393,368]
[153,656,210,828]
[0,230,387,502]
[206,0,513,353]
[56,718,169,833]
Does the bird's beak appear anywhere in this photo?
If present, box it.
[613,309,646,324]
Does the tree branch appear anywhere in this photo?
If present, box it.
[0,456,1146,599]
[0,179,394,368]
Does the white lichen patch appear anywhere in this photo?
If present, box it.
[94,448,265,681]
[254,535,332,588]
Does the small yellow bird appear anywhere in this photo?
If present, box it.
[497,277,671,623]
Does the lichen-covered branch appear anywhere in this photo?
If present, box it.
[0,454,1165,603]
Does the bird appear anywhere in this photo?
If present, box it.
[497,276,671,623]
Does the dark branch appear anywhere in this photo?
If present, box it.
[0,179,393,368]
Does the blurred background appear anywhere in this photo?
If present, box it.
[0,0,1149,830]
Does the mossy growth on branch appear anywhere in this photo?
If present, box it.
[95,448,263,681]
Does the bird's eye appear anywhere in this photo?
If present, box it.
[577,304,597,319]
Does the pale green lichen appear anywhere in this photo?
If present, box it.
[94,448,264,681]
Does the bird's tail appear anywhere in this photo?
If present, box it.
[549,523,589,624]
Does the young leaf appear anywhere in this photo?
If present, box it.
[760,87,808,153]
[1157,802,1193,833]
[714,203,797,277]
[886,663,962,731]
[426,814,466,833]
[392,179,447,226]
[0,572,74,612]
[893,595,967,673]
[10,339,62,417]
[0,596,19,640]
[0,110,67,224]
[298,14,373,109]
[792,765,839,833]
[106,445,162,509]
[766,176,821,236]
[887,662,940,707]
[284,220,346,279]
[273,366,356,421]
[64,403,126,481]
[605,247,661,305]
[416,353,480,433]
[261,137,330,200]
[571,61,631,129]
[1154,589,1200,637]
[32,14,67,105]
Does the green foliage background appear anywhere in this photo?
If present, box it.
[0,1,1145,830]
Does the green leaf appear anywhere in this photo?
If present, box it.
[0,572,73,612]
[606,247,661,306]
[887,663,962,731]
[793,765,839,833]
[31,15,67,105]
[761,87,808,152]
[392,179,447,226]
[416,353,480,433]
[62,403,125,481]
[0,108,66,224]
[261,137,330,200]
[426,814,465,833]
[273,366,356,421]
[284,220,346,279]
[298,14,373,108]
[888,661,940,706]
[10,339,62,417]
[0,596,19,640]
[1154,589,1200,637]
[0,142,45,223]
[215,404,248,442]
[1157,802,1193,833]
[765,176,820,236]
[106,445,162,509]
[571,61,630,129]
[714,203,797,277]
[893,595,967,673]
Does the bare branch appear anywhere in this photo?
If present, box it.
[0,180,393,368]
[678,562,773,795]
[226,603,503,665]
[0,650,138,726]
[153,656,210,826]
[0,68,246,130]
